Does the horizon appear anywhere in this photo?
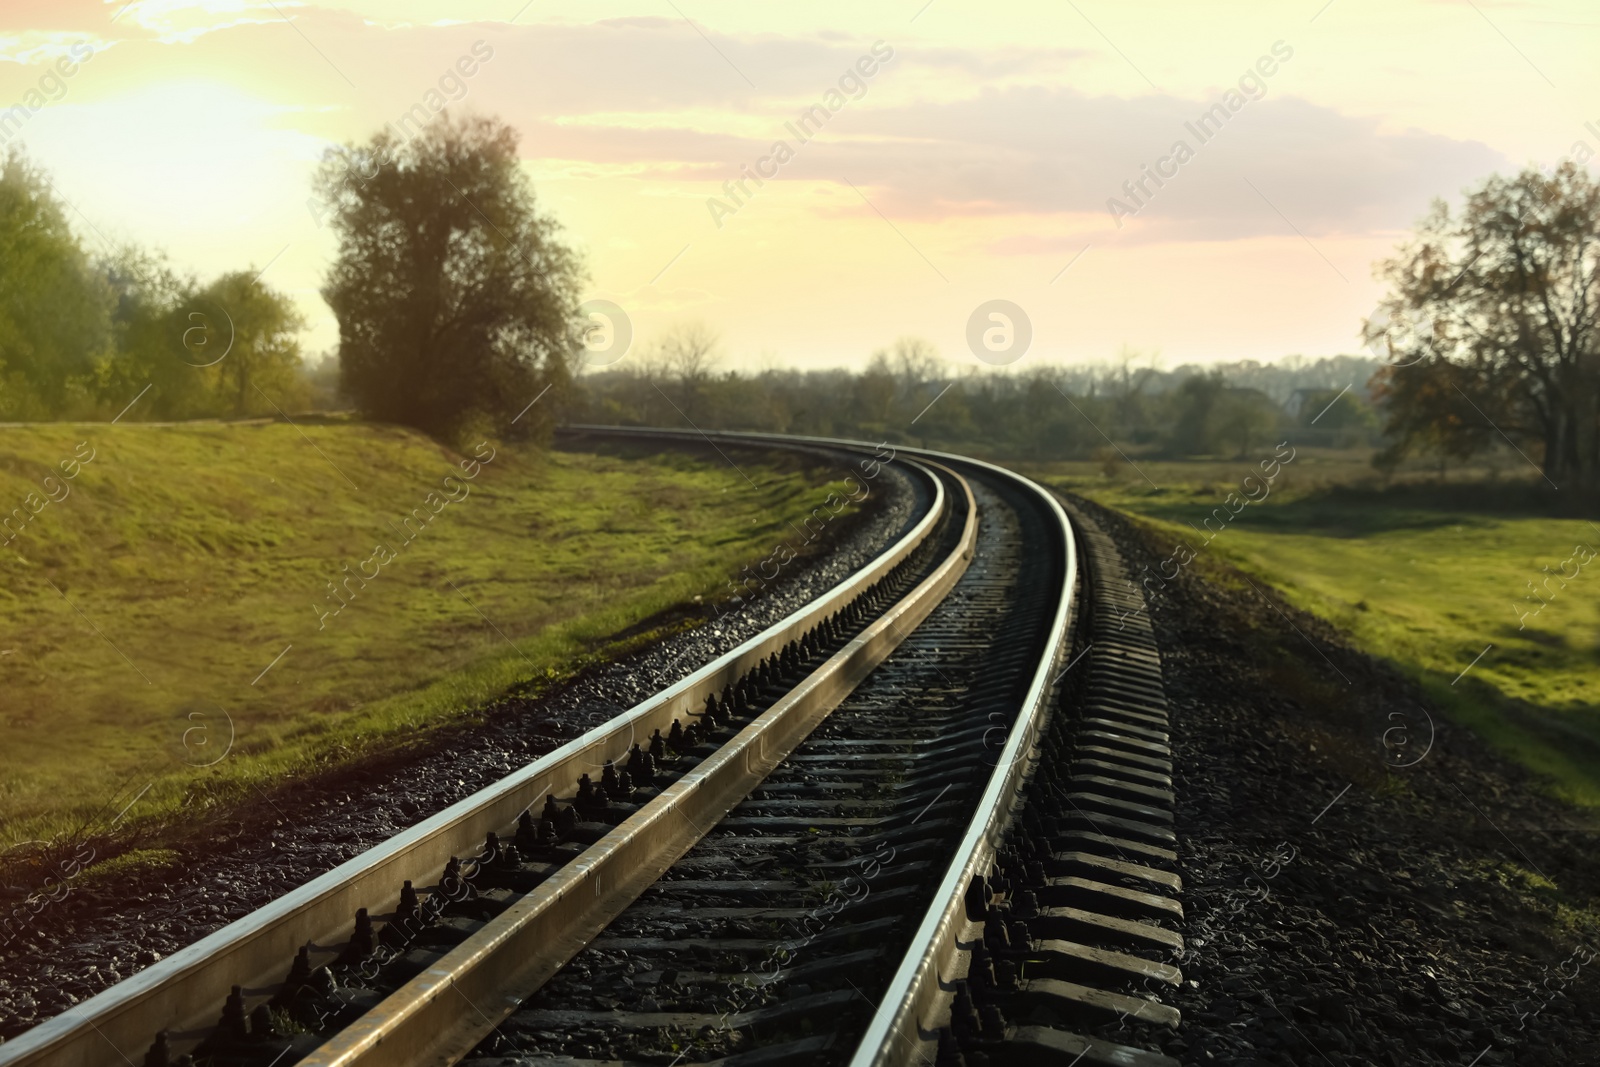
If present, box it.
[2,2,1596,370]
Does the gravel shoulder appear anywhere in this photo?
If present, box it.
[0,442,920,1040]
[1070,493,1600,1066]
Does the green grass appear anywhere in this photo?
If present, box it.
[1026,452,1600,807]
[0,422,857,849]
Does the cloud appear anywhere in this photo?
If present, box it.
[5,7,1511,249]
[789,89,1507,238]
[515,83,1507,243]
[2,0,116,34]
[481,20,1082,112]
[0,0,289,47]
[0,31,115,64]
[616,282,716,313]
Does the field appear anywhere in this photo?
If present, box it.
[1025,451,1600,808]
[0,422,857,848]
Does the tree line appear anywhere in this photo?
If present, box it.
[572,331,1383,461]
[2,113,1597,497]
[0,152,311,422]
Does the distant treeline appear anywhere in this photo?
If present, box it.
[572,337,1384,462]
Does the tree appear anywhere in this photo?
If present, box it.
[1101,346,1161,439]
[1295,387,1377,449]
[194,270,307,415]
[1295,387,1369,431]
[1368,162,1600,495]
[317,114,582,442]
[1015,368,1089,459]
[879,336,943,387]
[1212,387,1281,457]
[99,253,306,419]
[854,357,895,430]
[0,150,111,418]
[1167,374,1281,456]
[1370,356,1486,476]
[98,247,207,419]
[913,377,975,445]
[650,321,720,421]
[655,321,720,383]
[860,336,943,429]
[1168,371,1227,455]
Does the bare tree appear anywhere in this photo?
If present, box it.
[651,321,721,420]
[882,336,943,388]
[863,336,944,424]
[1087,345,1161,434]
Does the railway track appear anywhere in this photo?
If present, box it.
[0,432,1185,1067]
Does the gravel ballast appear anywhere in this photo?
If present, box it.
[1070,493,1600,1067]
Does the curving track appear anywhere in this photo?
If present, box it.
[0,433,1186,1067]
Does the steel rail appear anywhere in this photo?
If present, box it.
[569,429,1085,1067]
[294,460,978,1067]
[0,439,947,1067]
[848,454,1076,1067]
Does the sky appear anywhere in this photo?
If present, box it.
[1,0,1597,372]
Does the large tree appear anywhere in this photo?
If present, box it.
[1369,162,1600,495]
[0,151,111,419]
[317,115,582,441]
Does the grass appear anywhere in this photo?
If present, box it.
[1483,860,1600,945]
[0,421,859,851]
[1024,450,1600,808]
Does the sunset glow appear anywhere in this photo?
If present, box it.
[3,0,1596,368]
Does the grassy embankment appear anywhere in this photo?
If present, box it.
[0,422,858,849]
[1026,451,1600,808]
